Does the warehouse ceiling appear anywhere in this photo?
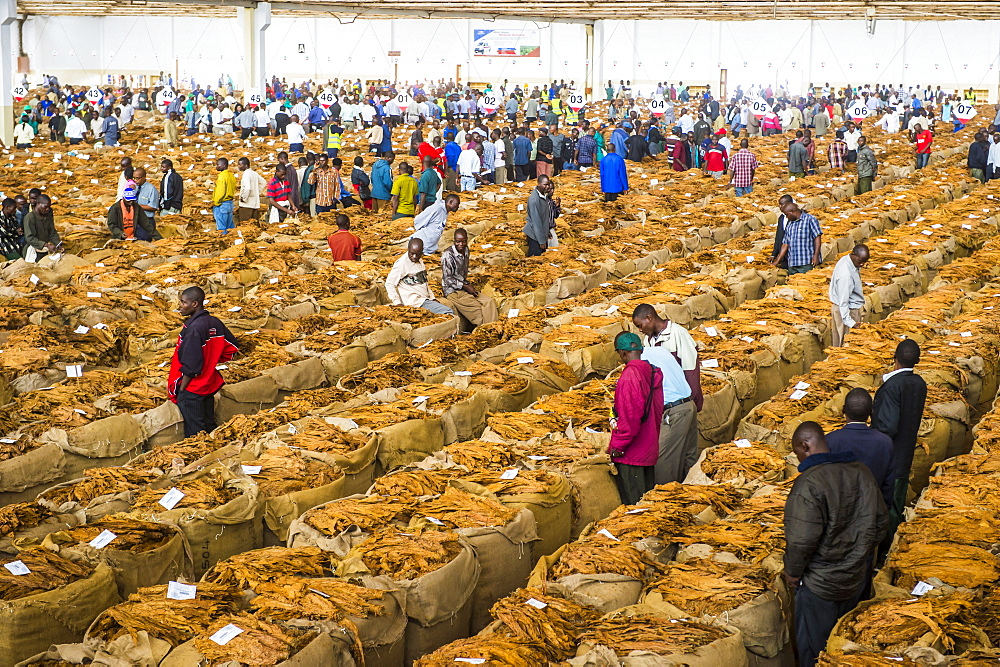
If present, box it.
[16,0,1000,21]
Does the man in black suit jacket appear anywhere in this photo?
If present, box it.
[827,387,895,510]
[871,339,927,553]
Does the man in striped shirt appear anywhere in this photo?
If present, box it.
[771,203,822,275]
[827,130,848,170]
[728,139,759,196]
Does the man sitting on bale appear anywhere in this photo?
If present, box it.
[385,238,454,316]
[107,183,161,241]
[441,227,498,329]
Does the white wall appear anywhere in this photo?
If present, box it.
[17,15,1000,100]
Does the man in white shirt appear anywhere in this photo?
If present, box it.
[678,110,695,135]
[65,110,88,145]
[410,193,460,254]
[286,115,306,153]
[291,100,310,125]
[877,109,900,134]
[236,156,268,223]
[843,121,862,164]
[829,244,869,347]
[457,144,483,192]
[630,303,702,484]
[988,132,1000,180]
[385,238,454,315]
[492,131,507,185]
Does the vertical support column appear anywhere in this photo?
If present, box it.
[584,23,594,99]
[0,0,16,148]
[240,2,270,92]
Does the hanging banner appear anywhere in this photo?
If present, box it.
[156,87,176,109]
[472,27,541,58]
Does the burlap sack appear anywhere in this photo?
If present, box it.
[215,375,281,423]
[683,444,787,493]
[404,316,460,348]
[0,442,68,505]
[0,511,84,556]
[363,326,407,361]
[15,632,170,667]
[258,426,379,498]
[261,468,349,544]
[697,380,741,449]
[641,574,790,659]
[162,630,357,667]
[451,508,538,634]
[538,340,619,382]
[440,393,489,444]
[375,417,445,472]
[135,401,185,449]
[478,472,573,559]
[286,495,374,556]
[319,342,370,382]
[43,524,193,599]
[337,538,479,665]
[571,604,748,667]
[147,473,262,578]
[261,356,327,392]
[38,414,147,459]
[0,562,122,667]
[529,545,643,614]
[565,455,621,537]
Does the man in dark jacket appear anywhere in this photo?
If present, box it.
[523,175,553,257]
[826,387,895,510]
[784,421,887,667]
[968,131,989,183]
[872,338,927,554]
[167,286,239,437]
[159,158,184,214]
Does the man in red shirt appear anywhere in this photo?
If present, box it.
[703,135,728,179]
[327,213,362,261]
[912,122,933,169]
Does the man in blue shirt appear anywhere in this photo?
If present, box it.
[770,203,822,274]
[512,128,532,182]
[101,108,121,146]
[443,131,461,191]
[369,151,395,213]
[599,143,628,202]
[826,388,895,511]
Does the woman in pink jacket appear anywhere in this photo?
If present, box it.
[608,332,664,504]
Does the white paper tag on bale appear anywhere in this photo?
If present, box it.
[66,364,83,378]
[158,487,185,510]
[74,325,90,334]
[746,255,754,263]
[911,581,934,596]
[517,357,535,364]
[755,320,767,326]
[517,204,524,211]
[596,528,619,541]
[89,530,117,548]
[960,332,973,337]
[29,274,39,285]
[500,469,519,480]
[962,224,973,230]
[454,371,473,377]
[73,408,87,415]
[524,597,547,609]
[794,381,810,390]
[0,438,16,444]
[241,465,262,475]
[701,359,719,369]
[527,455,549,461]
[287,424,298,435]
[734,439,753,448]
[425,516,445,526]
[455,659,487,664]
[4,560,30,575]
[790,389,808,400]
[166,581,197,600]
[507,309,519,318]
[209,624,244,646]
[625,507,650,514]
[740,336,754,343]
[87,292,102,298]
[704,326,719,337]
[228,306,242,312]
[605,305,619,315]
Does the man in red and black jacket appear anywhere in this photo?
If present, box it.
[168,286,239,436]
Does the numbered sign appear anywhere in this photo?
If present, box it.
[85,87,103,106]
[245,89,263,108]
[649,98,666,117]
[568,93,585,112]
[954,102,977,122]
[395,93,411,112]
[11,86,27,102]
[481,94,498,112]
[847,101,871,122]
[155,87,176,108]
[318,90,337,108]
[750,98,771,118]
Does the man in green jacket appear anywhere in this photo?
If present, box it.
[856,136,878,195]
[23,194,61,260]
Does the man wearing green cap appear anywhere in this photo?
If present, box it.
[608,332,664,504]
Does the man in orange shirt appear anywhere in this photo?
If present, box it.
[327,214,362,261]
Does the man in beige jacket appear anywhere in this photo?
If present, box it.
[237,157,268,223]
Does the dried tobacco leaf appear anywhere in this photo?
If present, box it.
[489,587,601,662]
[442,440,518,471]
[0,547,94,601]
[346,529,465,580]
[486,412,569,441]
[578,615,729,657]
[63,517,177,553]
[700,442,787,483]
[675,520,785,563]
[645,558,774,616]
[413,635,552,666]
[302,495,411,536]
[250,577,386,622]
[369,470,451,499]
[193,613,319,666]
[204,547,329,589]
[89,582,241,646]
[0,502,52,538]
[550,539,653,580]
[415,487,518,529]
[841,594,986,654]
[243,447,343,497]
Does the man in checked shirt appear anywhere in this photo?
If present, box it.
[770,202,823,275]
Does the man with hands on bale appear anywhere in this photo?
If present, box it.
[167,286,239,437]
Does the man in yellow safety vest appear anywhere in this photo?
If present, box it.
[324,120,344,159]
